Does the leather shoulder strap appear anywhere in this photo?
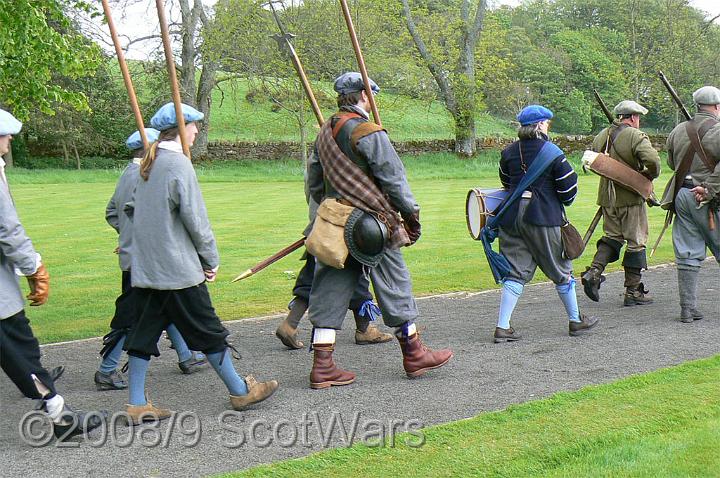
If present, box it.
[687,118,718,172]
[350,122,385,146]
[331,112,362,139]
[604,124,629,155]
[672,120,706,202]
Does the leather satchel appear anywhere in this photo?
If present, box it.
[305,198,355,269]
[560,221,584,260]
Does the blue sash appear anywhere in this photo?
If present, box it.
[480,141,563,283]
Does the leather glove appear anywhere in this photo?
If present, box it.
[26,263,50,306]
[402,211,421,244]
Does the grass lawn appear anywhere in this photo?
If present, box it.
[222,354,720,477]
[7,152,676,343]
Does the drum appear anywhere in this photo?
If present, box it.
[465,188,508,240]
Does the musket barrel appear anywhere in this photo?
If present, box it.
[658,71,692,121]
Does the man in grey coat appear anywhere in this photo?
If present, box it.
[662,86,720,322]
[0,108,106,440]
[304,73,453,389]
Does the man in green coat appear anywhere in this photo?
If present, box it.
[581,100,661,305]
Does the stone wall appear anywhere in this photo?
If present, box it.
[26,134,670,162]
[202,134,668,161]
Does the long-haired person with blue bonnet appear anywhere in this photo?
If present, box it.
[94,127,207,392]
[493,105,600,343]
[123,103,278,424]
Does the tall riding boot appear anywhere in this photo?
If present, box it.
[397,333,453,378]
[275,297,308,349]
[582,237,622,302]
[678,265,702,323]
[309,344,356,389]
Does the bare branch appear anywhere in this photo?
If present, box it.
[400,0,457,114]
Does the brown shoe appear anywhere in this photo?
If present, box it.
[398,333,453,378]
[126,400,173,426]
[310,343,356,389]
[230,375,279,410]
[355,325,394,345]
[275,319,304,349]
[623,283,653,306]
[494,327,521,343]
[569,313,600,336]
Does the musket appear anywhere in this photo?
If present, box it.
[339,0,381,126]
[582,207,603,247]
[264,0,325,127]
[232,238,306,282]
[593,88,615,124]
[581,89,613,245]
[100,0,149,150]
[155,0,191,158]
[650,210,673,257]
[651,71,694,255]
[658,71,692,121]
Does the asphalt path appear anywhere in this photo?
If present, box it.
[1,262,718,477]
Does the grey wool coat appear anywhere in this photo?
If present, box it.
[106,160,140,271]
[129,146,219,290]
[0,173,40,319]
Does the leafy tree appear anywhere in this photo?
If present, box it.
[400,0,488,156]
[0,0,100,119]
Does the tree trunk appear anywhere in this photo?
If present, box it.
[453,111,476,157]
[59,117,70,165]
[73,142,81,170]
[192,61,217,159]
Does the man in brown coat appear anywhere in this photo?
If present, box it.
[581,100,661,305]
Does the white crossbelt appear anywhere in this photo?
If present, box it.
[521,191,532,199]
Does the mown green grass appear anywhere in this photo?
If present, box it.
[7,152,675,343]
[222,355,720,477]
[209,79,516,142]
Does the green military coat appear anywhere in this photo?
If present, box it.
[592,121,661,207]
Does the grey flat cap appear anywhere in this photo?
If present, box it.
[613,100,648,116]
[692,86,720,105]
[333,72,380,96]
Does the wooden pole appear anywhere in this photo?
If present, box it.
[338,0,381,126]
[232,238,306,282]
[100,0,149,150]
[155,0,191,158]
[286,40,324,127]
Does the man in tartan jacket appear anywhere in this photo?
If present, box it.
[304,72,453,390]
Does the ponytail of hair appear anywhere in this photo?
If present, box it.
[139,141,160,181]
[139,127,179,180]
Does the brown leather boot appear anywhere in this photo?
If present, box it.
[275,319,304,349]
[397,333,453,378]
[275,298,307,349]
[309,344,356,389]
[355,325,394,345]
